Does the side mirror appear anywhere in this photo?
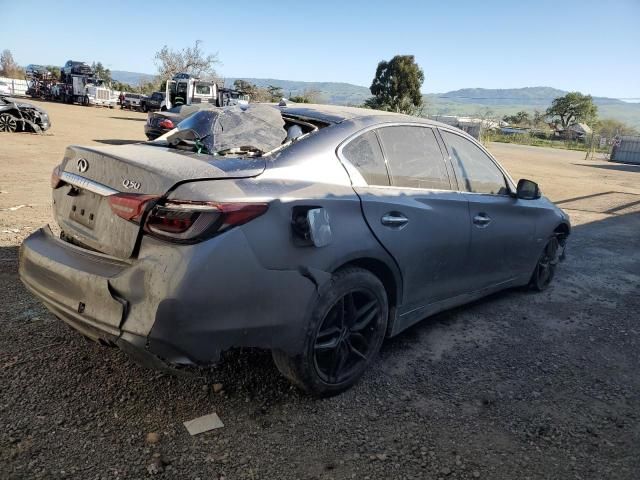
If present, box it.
[516,179,541,200]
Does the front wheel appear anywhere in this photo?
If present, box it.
[529,237,559,291]
[272,267,388,397]
[0,113,18,132]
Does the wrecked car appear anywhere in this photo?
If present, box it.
[0,96,51,133]
[19,103,570,396]
[144,102,215,140]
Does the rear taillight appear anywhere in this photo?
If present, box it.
[159,119,174,129]
[144,201,268,243]
[51,165,62,189]
[108,193,159,222]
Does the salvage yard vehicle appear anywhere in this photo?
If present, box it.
[0,96,51,133]
[18,104,570,396]
[0,81,11,96]
[144,103,215,140]
[141,91,165,112]
[123,93,145,111]
[164,72,247,111]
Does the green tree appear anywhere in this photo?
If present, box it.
[139,79,161,95]
[46,65,61,81]
[267,85,283,102]
[365,55,424,114]
[0,49,24,78]
[91,61,112,83]
[233,79,256,95]
[532,110,547,128]
[503,111,530,126]
[546,92,597,136]
[595,118,638,138]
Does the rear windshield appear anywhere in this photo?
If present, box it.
[160,104,319,156]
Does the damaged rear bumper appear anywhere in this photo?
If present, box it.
[19,225,318,369]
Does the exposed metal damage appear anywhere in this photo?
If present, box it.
[0,96,51,133]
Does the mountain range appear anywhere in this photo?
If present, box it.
[111,71,640,128]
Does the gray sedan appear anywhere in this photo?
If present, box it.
[19,104,570,396]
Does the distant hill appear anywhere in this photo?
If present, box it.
[426,87,640,128]
[109,72,640,128]
[223,77,371,105]
[111,70,156,85]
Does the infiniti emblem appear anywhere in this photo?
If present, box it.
[77,158,89,173]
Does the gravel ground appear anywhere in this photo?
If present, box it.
[1,103,639,479]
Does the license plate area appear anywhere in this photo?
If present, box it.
[69,190,101,229]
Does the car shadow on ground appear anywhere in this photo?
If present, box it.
[574,162,640,173]
[3,210,639,405]
[93,139,142,145]
[109,116,146,122]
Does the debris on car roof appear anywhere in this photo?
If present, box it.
[168,104,287,155]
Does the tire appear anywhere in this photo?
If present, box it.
[272,267,388,397]
[0,113,18,132]
[529,236,559,291]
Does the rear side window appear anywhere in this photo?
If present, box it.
[342,130,390,186]
[377,126,451,190]
[441,130,508,195]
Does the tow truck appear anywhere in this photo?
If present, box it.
[163,73,248,110]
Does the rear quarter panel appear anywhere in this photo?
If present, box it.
[167,126,400,283]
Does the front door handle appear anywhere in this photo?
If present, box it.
[473,213,491,227]
[381,213,409,228]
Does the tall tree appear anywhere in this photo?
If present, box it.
[154,40,219,80]
[595,118,638,138]
[233,79,256,95]
[267,85,283,102]
[546,92,597,132]
[92,61,112,83]
[366,55,424,114]
[0,49,24,78]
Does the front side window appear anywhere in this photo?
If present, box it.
[377,126,451,190]
[195,84,211,95]
[341,130,390,186]
[441,130,508,195]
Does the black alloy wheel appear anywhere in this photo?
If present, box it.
[272,267,388,397]
[530,236,559,291]
[313,289,382,384]
[0,113,18,132]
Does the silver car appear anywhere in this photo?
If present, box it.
[19,104,570,396]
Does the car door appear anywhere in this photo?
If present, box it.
[339,125,471,316]
[439,129,537,289]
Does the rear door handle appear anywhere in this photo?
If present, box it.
[381,213,409,228]
[473,213,491,227]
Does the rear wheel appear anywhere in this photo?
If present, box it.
[529,237,559,291]
[0,113,18,132]
[272,267,388,397]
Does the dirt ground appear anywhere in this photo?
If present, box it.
[1,100,639,479]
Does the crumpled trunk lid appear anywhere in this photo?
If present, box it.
[54,144,265,259]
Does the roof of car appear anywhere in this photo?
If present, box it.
[278,103,436,125]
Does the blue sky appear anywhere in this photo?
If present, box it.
[1,0,638,97]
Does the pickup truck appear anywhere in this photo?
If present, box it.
[141,92,165,112]
[123,93,144,111]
